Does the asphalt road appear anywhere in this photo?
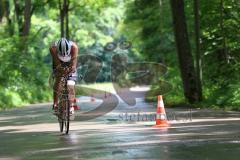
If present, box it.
[0,96,240,160]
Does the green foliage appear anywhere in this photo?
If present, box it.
[0,0,239,110]
[122,0,184,105]
[123,0,240,109]
[0,35,52,109]
[199,0,240,108]
[0,0,125,109]
[122,0,175,61]
[145,65,185,105]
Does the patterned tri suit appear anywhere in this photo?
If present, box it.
[52,40,78,81]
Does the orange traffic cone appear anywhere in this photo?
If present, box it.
[72,98,80,110]
[154,95,169,127]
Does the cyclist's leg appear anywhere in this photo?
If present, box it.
[67,80,75,102]
[53,76,62,109]
[67,71,77,113]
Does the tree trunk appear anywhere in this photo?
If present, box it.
[22,0,31,36]
[170,0,201,103]
[59,0,69,39]
[65,0,69,39]
[193,0,202,101]
[219,0,228,63]
[13,0,23,34]
[0,0,4,22]
[14,0,33,37]
[59,0,65,37]
[0,0,14,35]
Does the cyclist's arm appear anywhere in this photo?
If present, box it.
[49,46,61,73]
[70,42,78,72]
[49,48,55,70]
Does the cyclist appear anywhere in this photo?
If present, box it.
[49,38,78,115]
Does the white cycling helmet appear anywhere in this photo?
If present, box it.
[57,38,71,62]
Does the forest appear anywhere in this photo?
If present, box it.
[0,0,239,110]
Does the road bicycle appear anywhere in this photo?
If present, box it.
[57,75,71,134]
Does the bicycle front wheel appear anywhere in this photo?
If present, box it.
[58,96,70,134]
[64,99,70,134]
[58,100,64,133]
